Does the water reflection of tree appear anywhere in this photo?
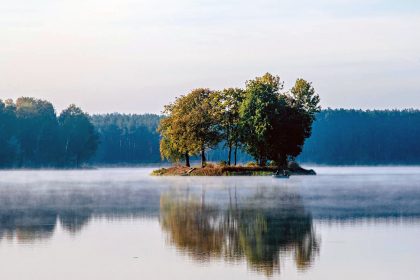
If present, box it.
[160,197,225,261]
[160,188,319,276]
[0,210,92,243]
[0,186,161,243]
[0,210,56,242]
[59,210,92,234]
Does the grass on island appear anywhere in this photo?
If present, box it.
[152,162,315,176]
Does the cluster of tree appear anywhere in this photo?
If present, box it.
[158,73,321,167]
[90,113,161,164]
[0,98,98,168]
[299,109,420,164]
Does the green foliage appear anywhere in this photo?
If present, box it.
[239,73,320,166]
[158,88,220,167]
[186,88,221,166]
[5,98,420,167]
[158,73,320,167]
[158,94,200,166]
[240,73,287,166]
[0,98,98,168]
[0,72,321,168]
[299,109,420,164]
[212,88,245,165]
[59,105,99,167]
[91,113,161,164]
[93,109,420,166]
[290,78,321,118]
[15,97,61,166]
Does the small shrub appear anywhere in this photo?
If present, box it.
[151,168,167,176]
[246,161,258,167]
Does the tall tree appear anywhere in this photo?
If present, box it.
[240,74,320,167]
[182,88,221,167]
[278,79,320,163]
[58,105,98,167]
[212,88,245,165]
[158,88,220,167]
[240,73,285,166]
[158,113,194,166]
[15,97,61,167]
[158,96,200,167]
[289,79,321,118]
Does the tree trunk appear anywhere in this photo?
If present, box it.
[201,148,206,168]
[234,144,238,166]
[259,145,267,167]
[226,127,231,165]
[185,152,190,167]
[259,156,267,167]
[227,144,232,166]
[278,154,287,169]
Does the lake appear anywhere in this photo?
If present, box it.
[0,167,419,279]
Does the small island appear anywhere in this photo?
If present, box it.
[154,73,320,176]
[153,161,316,176]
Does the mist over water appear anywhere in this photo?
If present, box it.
[0,167,419,279]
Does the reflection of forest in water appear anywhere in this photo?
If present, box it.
[160,187,319,276]
[1,173,420,275]
[0,185,161,242]
[0,209,92,242]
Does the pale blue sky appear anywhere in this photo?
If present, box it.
[1,0,419,113]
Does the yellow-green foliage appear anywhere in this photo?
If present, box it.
[158,73,320,168]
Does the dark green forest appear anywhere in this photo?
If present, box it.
[90,114,161,164]
[299,109,420,164]
[2,97,420,167]
[91,109,420,165]
[0,98,98,168]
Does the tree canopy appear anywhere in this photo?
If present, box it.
[212,88,245,165]
[0,98,98,168]
[158,73,321,167]
[91,113,161,164]
[59,105,99,167]
[158,88,221,167]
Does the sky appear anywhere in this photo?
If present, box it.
[1,0,420,114]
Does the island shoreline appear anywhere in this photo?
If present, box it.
[152,162,316,176]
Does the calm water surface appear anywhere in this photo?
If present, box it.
[0,167,419,279]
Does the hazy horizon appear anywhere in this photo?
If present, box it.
[1,0,420,114]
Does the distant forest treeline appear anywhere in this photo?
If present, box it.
[0,98,98,168]
[91,109,420,165]
[91,114,161,164]
[299,109,420,164]
[2,98,420,167]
